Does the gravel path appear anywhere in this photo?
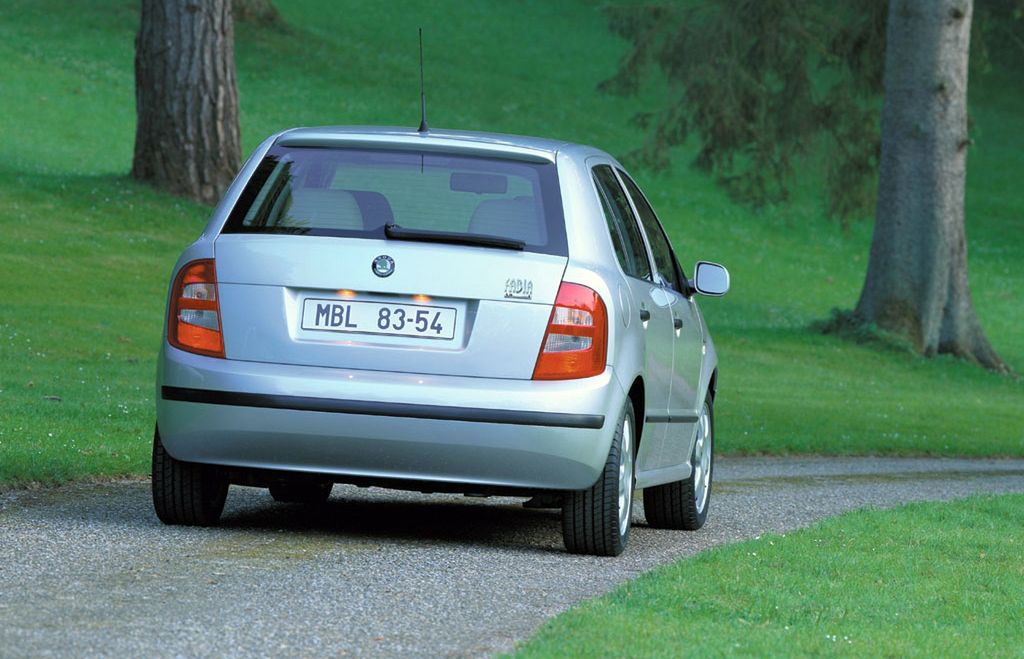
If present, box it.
[2,456,1023,657]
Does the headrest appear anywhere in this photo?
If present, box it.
[286,189,364,231]
[469,196,543,245]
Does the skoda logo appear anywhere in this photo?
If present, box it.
[372,254,395,278]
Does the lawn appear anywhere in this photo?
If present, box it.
[514,493,1024,657]
[0,0,1021,486]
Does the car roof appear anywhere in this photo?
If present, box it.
[274,126,609,164]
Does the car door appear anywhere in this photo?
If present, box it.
[617,169,705,467]
[591,164,673,471]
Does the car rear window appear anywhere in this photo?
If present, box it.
[221,145,568,256]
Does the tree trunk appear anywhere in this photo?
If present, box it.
[854,0,1009,372]
[132,0,242,205]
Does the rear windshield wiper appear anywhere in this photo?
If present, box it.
[384,223,525,251]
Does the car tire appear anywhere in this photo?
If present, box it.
[151,426,228,526]
[268,480,333,504]
[643,394,714,530]
[562,400,635,556]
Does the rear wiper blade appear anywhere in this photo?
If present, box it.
[384,223,525,251]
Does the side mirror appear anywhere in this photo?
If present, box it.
[692,261,729,296]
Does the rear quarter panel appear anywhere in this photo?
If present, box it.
[556,149,645,396]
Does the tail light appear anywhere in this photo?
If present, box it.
[167,259,224,358]
[532,282,608,380]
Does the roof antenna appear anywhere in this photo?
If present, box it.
[417,28,429,134]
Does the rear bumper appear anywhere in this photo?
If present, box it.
[157,346,624,491]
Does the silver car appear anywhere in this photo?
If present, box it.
[154,127,729,556]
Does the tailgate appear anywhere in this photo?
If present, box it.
[214,234,567,379]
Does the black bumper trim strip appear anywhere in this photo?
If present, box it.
[646,413,700,423]
[161,386,605,430]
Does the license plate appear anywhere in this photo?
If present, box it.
[301,298,457,340]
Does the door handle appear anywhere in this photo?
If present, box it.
[639,309,651,322]
[674,318,683,330]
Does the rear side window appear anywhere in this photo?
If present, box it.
[618,170,685,292]
[222,146,568,256]
[592,165,651,281]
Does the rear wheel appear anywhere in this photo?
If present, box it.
[268,479,333,504]
[643,394,714,530]
[562,400,635,556]
[151,426,228,526]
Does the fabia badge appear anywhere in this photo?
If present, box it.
[504,277,533,300]
[372,255,395,278]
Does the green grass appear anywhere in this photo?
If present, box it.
[514,494,1024,657]
[0,173,205,482]
[0,0,1022,485]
